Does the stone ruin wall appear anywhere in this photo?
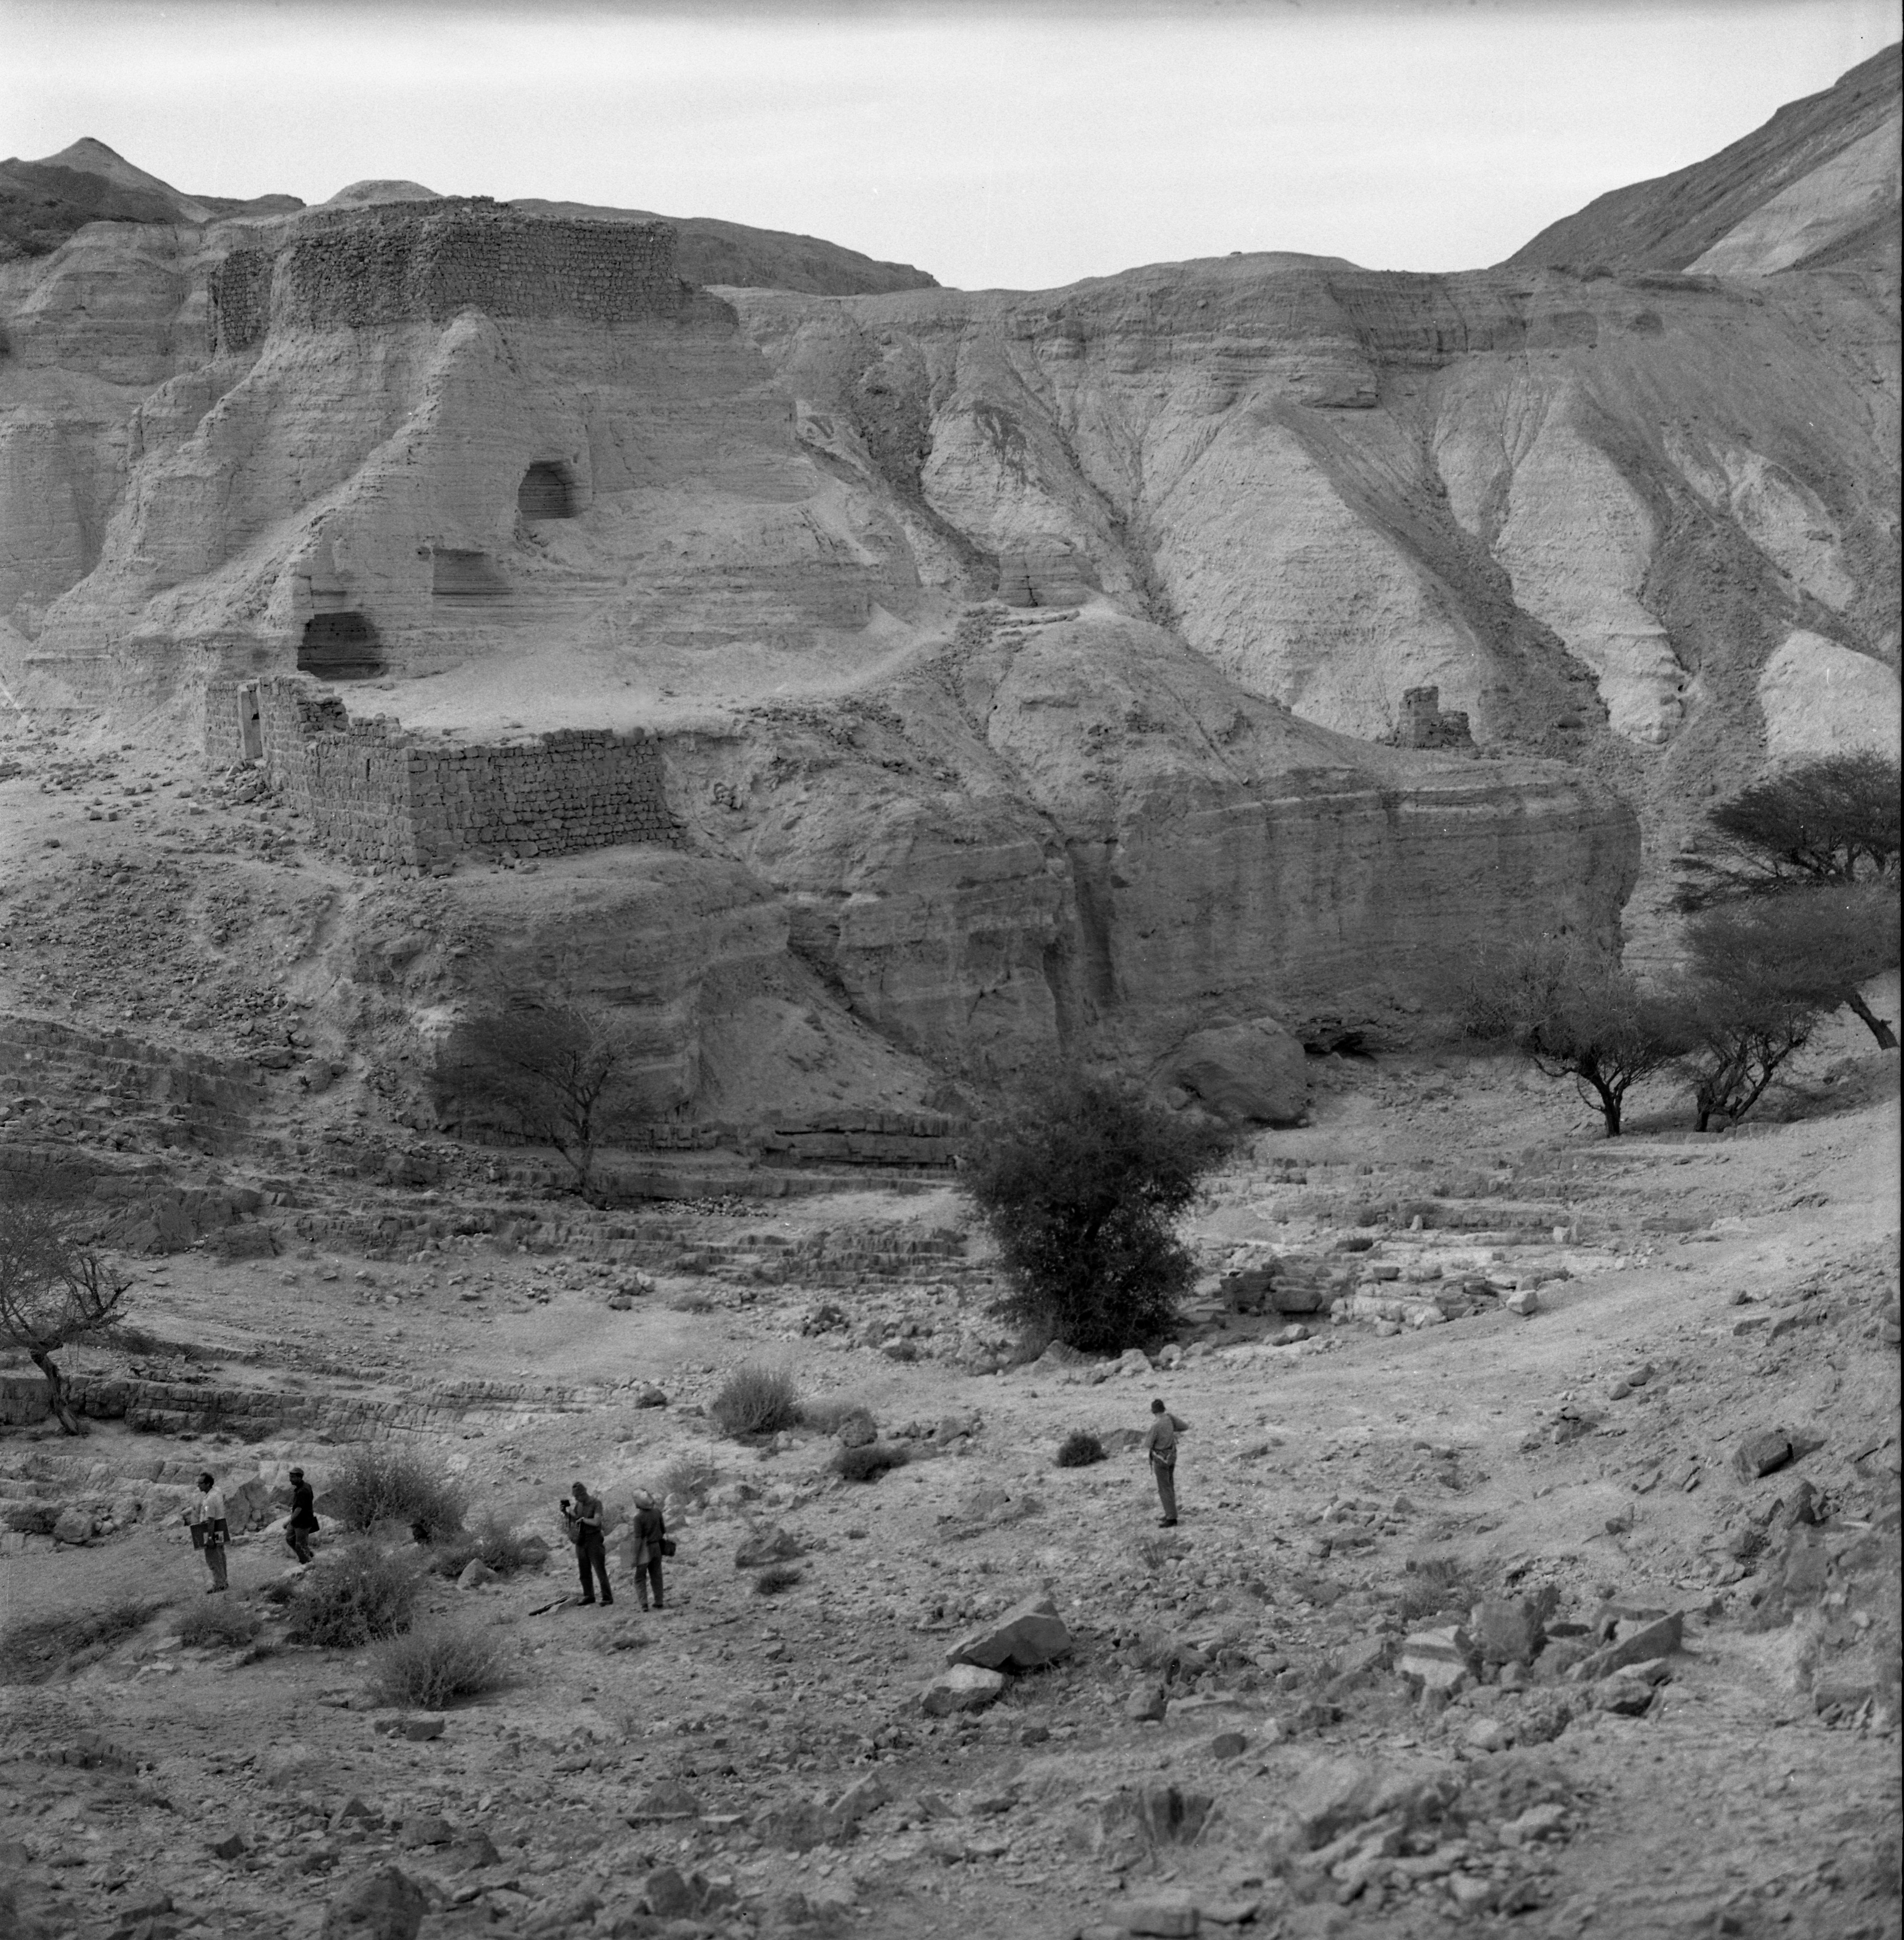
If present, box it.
[1392,685,1475,752]
[205,677,681,869]
[209,200,682,353]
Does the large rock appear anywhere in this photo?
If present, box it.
[946,1593,1073,1673]
[319,1866,427,1940]
[920,1664,1008,1717]
[50,1508,94,1546]
[733,1525,802,1570]
[1161,1019,1309,1126]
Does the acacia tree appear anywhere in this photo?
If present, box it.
[1462,941,1695,1137]
[0,1159,130,1435]
[962,1069,1230,1353]
[438,1006,649,1203]
[1677,977,1822,1131]
[1688,882,1901,1051]
[1677,752,1900,908]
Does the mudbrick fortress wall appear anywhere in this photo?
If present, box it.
[210,198,683,352]
[205,678,681,869]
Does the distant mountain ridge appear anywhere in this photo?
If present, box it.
[1509,41,1901,277]
[0,138,937,296]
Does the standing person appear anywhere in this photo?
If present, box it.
[564,1482,613,1606]
[1142,1398,1188,1528]
[285,1467,318,1566]
[185,1472,230,1593]
[627,1490,667,1611]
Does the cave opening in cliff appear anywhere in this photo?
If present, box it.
[298,612,382,681]
[517,462,575,520]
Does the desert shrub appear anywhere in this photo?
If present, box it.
[659,1452,720,1505]
[1677,751,1900,908]
[437,1005,650,1202]
[0,1598,163,1685]
[1396,1556,1473,1625]
[832,1442,909,1483]
[1460,940,1695,1137]
[800,1397,876,1440]
[711,1364,801,1438]
[173,1600,260,1649]
[1055,1430,1106,1468]
[753,1564,803,1596]
[325,1446,465,1538]
[432,1516,545,1580]
[668,1291,715,1315]
[1687,881,1900,1052]
[3,1503,58,1536]
[962,1068,1231,1353]
[371,1620,512,1709]
[286,1542,419,1648]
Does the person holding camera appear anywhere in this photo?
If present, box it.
[562,1482,613,1606]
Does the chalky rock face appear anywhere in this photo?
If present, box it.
[11,63,1894,1116]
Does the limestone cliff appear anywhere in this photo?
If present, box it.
[4,60,1893,1121]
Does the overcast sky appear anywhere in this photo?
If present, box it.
[2,0,1896,289]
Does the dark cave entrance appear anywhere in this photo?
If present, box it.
[517,462,575,520]
[298,612,382,680]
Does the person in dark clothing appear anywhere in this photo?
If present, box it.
[627,1490,666,1610]
[564,1482,612,1605]
[285,1467,318,1565]
[1142,1398,1188,1527]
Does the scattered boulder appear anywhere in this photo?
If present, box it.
[733,1525,802,1570]
[209,1831,246,1860]
[1505,1288,1540,1317]
[1732,1429,1796,1481]
[1208,1730,1249,1760]
[946,1593,1073,1673]
[1469,1598,1544,1668]
[1126,1682,1169,1723]
[1124,1891,1200,1935]
[833,1410,879,1449]
[921,1664,1008,1717]
[625,1781,702,1824]
[51,1508,94,1546]
[752,1797,842,1850]
[1570,1611,1683,1683]
[400,1715,445,1743]
[1163,1018,1309,1125]
[395,1814,452,1850]
[830,1771,895,1827]
[1397,1625,1479,1694]
[319,1866,426,1940]
[455,1558,495,1591]
[1593,1674,1657,1716]
[632,1386,668,1409]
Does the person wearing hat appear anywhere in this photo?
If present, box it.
[185,1473,230,1592]
[627,1491,667,1611]
[285,1467,318,1565]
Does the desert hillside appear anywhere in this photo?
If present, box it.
[0,45,1898,1940]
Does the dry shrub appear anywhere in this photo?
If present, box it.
[370,1620,512,1709]
[1055,1431,1105,1468]
[433,1516,545,1580]
[325,1445,466,1538]
[799,1396,873,1437]
[287,1542,419,1647]
[173,1599,260,1648]
[667,1291,715,1315]
[711,1364,800,1438]
[1396,1556,1474,1625]
[753,1564,803,1596]
[659,1452,720,1505]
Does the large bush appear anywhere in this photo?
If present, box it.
[371,1620,512,1708]
[286,1542,419,1648]
[325,1446,466,1538]
[1461,941,1694,1136]
[962,1069,1229,1351]
[711,1364,801,1438]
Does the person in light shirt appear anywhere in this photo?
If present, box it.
[185,1472,230,1592]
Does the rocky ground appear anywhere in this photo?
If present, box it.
[2,944,1898,1940]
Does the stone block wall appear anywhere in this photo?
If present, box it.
[1394,686,1475,752]
[208,247,275,353]
[209,677,681,869]
[271,199,682,332]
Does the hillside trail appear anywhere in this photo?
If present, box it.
[0,993,1897,1940]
